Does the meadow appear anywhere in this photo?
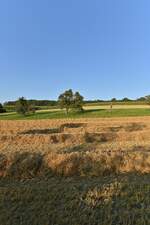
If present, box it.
[0,117,150,224]
[1,104,150,120]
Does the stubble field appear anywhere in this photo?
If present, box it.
[1,117,150,224]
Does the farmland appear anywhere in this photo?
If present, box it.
[0,117,150,224]
[1,104,150,120]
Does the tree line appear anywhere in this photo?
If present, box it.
[4,97,147,107]
[4,100,57,107]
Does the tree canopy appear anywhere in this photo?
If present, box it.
[58,89,84,114]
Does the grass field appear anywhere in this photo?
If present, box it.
[0,117,150,224]
[1,105,150,120]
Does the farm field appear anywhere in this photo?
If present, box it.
[84,104,150,109]
[1,105,150,120]
[0,117,150,224]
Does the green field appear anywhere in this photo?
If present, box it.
[1,107,150,120]
[3,101,147,112]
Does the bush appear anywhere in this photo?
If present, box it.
[16,97,36,115]
[0,103,6,113]
[16,97,29,115]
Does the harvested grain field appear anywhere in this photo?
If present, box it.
[1,117,150,176]
[1,117,150,225]
[1,117,150,146]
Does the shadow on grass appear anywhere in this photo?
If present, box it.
[21,128,60,135]
[61,144,90,154]
[0,151,150,225]
[33,109,106,119]
[0,151,123,179]
[82,108,105,113]
[124,123,147,132]
[20,122,86,135]
[84,132,118,143]
[60,123,86,130]
[0,151,150,224]
[107,123,147,133]
[1,149,150,179]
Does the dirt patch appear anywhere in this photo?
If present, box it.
[84,132,117,143]
[124,123,146,132]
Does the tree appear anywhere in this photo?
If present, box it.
[121,97,132,102]
[136,97,146,101]
[145,96,150,105]
[0,103,6,113]
[73,92,84,112]
[58,89,73,114]
[58,89,84,114]
[111,98,117,102]
[16,97,29,115]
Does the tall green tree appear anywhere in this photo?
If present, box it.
[58,89,74,114]
[58,89,84,114]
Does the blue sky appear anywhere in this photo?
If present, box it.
[0,0,150,102]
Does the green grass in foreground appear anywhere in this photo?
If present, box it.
[1,108,150,120]
[0,174,150,225]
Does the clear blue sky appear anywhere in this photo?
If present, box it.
[0,0,150,102]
